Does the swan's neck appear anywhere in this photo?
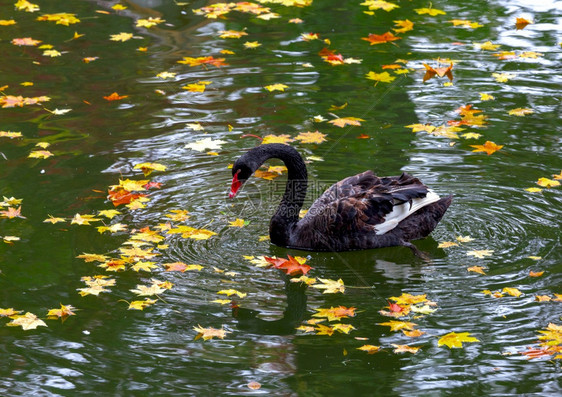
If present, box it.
[257,145,307,247]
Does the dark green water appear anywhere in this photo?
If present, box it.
[1,0,560,395]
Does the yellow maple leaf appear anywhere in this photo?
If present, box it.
[37,13,80,25]
[438,241,459,248]
[264,83,288,92]
[244,41,261,49]
[28,150,53,159]
[217,289,247,298]
[414,7,446,16]
[466,249,494,258]
[378,320,417,331]
[461,132,482,140]
[402,329,426,338]
[128,298,157,310]
[228,218,246,227]
[503,287,523,297]
[311,278,345,294]
[131,261,158,272]
[294,130,327,144]
[43,215,65,224]
[47,304,76,318]
[136,17,164,28]
[393,19,414,34]
[479,93,495,101]
[508,108,533,116]
[537,177,560,188]
[110,32,133,42]
[474,41,500,51]
[492,72,515,83]
[365,71,395,83]
[7,312,47,330]
[467,266,486,275]
[15,0,40,12]
[219,29,248,39]
[262,134,294,144]
[389,293,429,305]
[357,344,381,354]
[0,308,22,317]
[438,332,480,348]
[328,117,365,128]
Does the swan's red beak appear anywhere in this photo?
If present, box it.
[229,172,242,198]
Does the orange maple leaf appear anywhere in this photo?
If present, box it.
[107,189,146,206]
[103,92,128,101]
[0,206,26,219]
[264,255,312,276]
[361,32,401,45]
[470,141,503,155]
[423,62,453,82]
[515,17,532,30]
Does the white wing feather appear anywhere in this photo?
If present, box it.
[374,189,441,235]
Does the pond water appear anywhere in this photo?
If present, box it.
[1,0,561,395]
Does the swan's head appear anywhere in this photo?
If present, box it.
[229,161,253,198]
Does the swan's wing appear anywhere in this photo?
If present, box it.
[303,172,440,235]
[306,170,378,215]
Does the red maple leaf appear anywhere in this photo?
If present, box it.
[265,255,312,276]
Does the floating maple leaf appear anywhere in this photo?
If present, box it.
[294,130,326,144]
[312,306,356,322]
[128,298,157,310]
[328,117,365,128]
[133,162,167,176]
[415,7,446,16]
[466,249,494,258]
[264,83,288,92]
[537,177,560,188]
[438,332,480,348]
[362,32,401,45]
[136,17,165,28]
[37,13,80,25]
[11,37,41,46]
[357,344,381,354]
[262,134,293,144]
[47,304,76,318]
[0,206,26,219]
[378,320,417,332]
[217,289,247,298]
[7,312,47,330]
[311,278,344,294]
[515,17,532,30]
[492,72,515,83]
[392,344,421,354]
[193,325,230,341]
[423,62,453,82]
[110,32,133,42]
[185,137,226,151]
[393,19,414,33]
[467,266,486,275]
[177,56,228,68]
[470,141,503,155]
[104,92,128,101]
[508,108,533,116]
[366,71,396,83]
[264,255,312,276]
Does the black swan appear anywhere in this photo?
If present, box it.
[229,144,452,256]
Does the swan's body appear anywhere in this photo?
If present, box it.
[229,144,452,255]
